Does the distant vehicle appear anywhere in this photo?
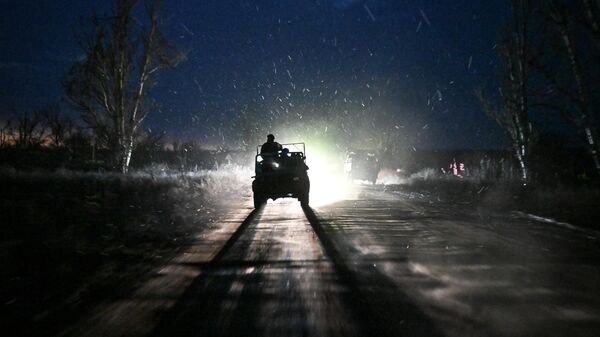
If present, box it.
[344,150,380,184]
[252,143,310,208]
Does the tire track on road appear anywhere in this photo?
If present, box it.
[303,205,444,337]
[60,204,261,337]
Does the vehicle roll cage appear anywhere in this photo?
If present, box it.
[256,142,306,157]
[254,142,307,176]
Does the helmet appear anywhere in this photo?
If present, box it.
[267,134,275,140]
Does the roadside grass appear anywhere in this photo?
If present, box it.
[383,168,600,230]
[0,165,251,336]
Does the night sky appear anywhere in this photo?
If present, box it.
[1,0,509,149]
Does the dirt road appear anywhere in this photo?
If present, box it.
[62,186,600,337]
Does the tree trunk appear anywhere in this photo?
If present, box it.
[514,143,528,181]
[584,127,600,172]
[551,4,600,175]
[118,135,134,173]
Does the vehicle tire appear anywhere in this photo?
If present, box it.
[299,191,309,207]
[253,193,266,208]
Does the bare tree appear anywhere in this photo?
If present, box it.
[478,0,534,182]
[64,0,183,173]
[41,105,75,148]
[0,118,12,148]
[13,110,47,149]
[535,1,600,174]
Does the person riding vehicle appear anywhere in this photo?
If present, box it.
[259,134,282,172]
[260,134,282,154]
[252,140,310,207]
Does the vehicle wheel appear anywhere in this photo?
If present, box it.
[299,191,309,207]
[253,193,266,208]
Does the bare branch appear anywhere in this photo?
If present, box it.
[476,0,534,182]
[63,0,182,173]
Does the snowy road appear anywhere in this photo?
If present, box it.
[64,186,600,337]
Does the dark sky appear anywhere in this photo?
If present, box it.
[0,0,509,149]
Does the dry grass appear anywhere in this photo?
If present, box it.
[0,166,250,336]
[383,167,600,229]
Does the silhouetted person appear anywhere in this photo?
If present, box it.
[279,147,291,168]
[260,134,282,154]
[279,147,309,172]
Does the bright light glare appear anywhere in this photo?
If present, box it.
[307,153,357,207]
[256,130,358,207]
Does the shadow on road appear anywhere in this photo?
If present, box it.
[150,205,267,337]
[302,205,443,337]
[150,203,443,337]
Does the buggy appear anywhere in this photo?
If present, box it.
[252,143,310,208]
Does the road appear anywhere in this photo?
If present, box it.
[63,185,600,337]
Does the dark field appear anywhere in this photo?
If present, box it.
[384,177,600,230]
[0,169,245,337]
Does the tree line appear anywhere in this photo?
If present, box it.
[0,108,239,172]
[478,0,600,183]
